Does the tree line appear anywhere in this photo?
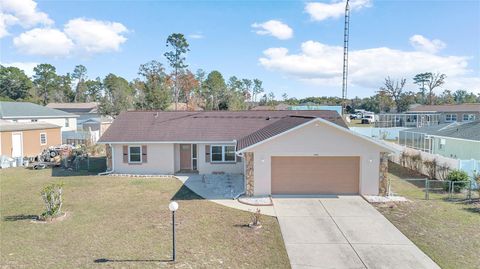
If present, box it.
[281,73,479,114]
[1,33,479,117]
[0,33,268,118]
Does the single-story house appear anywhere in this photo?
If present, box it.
[0,120,62,158]
[399,120,480,160]
[46,102,112,143]
[0,101,78,133]
[408,103,480,123]
[98,110,395,196]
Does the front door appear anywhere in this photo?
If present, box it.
[11,133,23,158]
[180,144,192,170]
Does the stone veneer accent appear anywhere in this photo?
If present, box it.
[379,152,389,196]
[244,152,254,196]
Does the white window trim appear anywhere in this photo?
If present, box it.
[128,145,142,163]
[40,132,47,145]
[65,118,70,128]
[445,114,457,122]
[210,145,236,163]
[463,113,475,121]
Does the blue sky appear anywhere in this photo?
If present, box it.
[1,0,479,98]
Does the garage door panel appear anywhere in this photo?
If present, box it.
[271,156,359,195]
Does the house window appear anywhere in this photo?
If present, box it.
[224,146,235,161]
[211,145,236,162]
[439,138,446,150]
[192,144,198,170]
[445,114,457,122]
[65,119,70,127]
[40,133,47,145]
[463,114,475,121]
[128,146,142,163]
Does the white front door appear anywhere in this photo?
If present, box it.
[11,132,23,158]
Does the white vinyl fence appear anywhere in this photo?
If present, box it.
[350,127,408,140]
[385,141,479,180]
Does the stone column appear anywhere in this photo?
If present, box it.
[379,152,389,196]
[244,152,254,197]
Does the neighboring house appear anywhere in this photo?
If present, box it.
[399,121,480,160]
[251,104,343,116]
[98,110,394,196]
[46,102,112,144]
[408,103,480,123]
[0,102,78,133]
[0,120,62,158]
[250,103,290,110]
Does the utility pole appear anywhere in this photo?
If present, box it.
[341,0,350,113]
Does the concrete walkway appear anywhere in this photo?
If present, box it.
[273,196,440,269]
[176,174,276,216]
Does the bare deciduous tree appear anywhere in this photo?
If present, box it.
[380,77,406,112]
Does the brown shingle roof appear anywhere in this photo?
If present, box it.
[98,110,346,144]
[409,103,480,112]
[237,116,315,150]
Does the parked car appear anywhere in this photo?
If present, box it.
[361,115,375,124]
[349,113,363,120]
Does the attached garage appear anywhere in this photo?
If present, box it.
[271,156,360,195]
[238,117,395,197]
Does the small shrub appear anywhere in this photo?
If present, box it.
[41,183,64,218]
[437,163,451,181]
[423,159,437,179]
[474,172,480,197]
[445,170,470,193]
[250,208,261,226]
[411,154,422,172]
[400,152,409,167]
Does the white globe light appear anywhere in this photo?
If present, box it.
[169,201,179,212]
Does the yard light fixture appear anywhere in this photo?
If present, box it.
[169,201,179,262]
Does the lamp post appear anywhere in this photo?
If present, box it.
[168,201,179,262]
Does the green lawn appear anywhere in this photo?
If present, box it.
[375,163,480,269]
[0,168,290,269]
[346,119,374,127]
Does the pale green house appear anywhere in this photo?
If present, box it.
[399,121,480,160]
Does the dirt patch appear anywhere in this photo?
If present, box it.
[32,212,69,223]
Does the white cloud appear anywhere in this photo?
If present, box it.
[409,34,446,54]
[0,62,39,77]
[13,28,74,56]
[64,18,128,53]
[188,33,205,39]
[252,20,293,40]
[305,0,372,21]
[12,18,129,57]
[259,40,480,93]
[0,0,53,37]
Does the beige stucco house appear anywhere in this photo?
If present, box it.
[0,121,62,158]
[98,111,395,196]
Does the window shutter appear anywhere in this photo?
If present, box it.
[142,145,147,163]
[205,145,210,163]
[123,145,128,163]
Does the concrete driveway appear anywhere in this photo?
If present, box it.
[273,196,440,269]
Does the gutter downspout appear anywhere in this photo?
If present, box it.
[234,142,246,199]
[98,143,115,176]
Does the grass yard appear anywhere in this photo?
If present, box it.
[346,119,374,127]
[0,168,290,269]
[375,162,480,269]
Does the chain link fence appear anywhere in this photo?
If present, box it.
[399,178,479,201]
